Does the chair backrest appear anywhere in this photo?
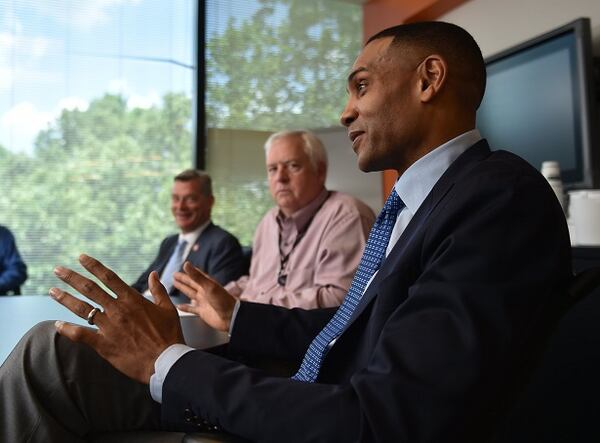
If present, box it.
[3,286,21,296]
[493,266,600,442]
[241,246,252,276]
[567,265,600,303]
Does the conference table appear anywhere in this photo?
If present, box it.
[0,295,229,365]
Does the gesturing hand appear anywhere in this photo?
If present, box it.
[50,254,185,384]
[173,262,237,332]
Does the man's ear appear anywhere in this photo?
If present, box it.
[417,55,447,103]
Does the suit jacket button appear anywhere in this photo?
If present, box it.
[183,408,194,423]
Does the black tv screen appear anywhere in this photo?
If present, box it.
[477,18,598,188]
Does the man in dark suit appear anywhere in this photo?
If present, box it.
[131,169,247,296]
[0,22,572,442]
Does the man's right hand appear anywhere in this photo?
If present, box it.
[173,262,237,332]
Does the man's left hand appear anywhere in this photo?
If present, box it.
[50,254,185,384]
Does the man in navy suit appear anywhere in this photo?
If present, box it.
[0,22,572,442]
[131,169,247,296]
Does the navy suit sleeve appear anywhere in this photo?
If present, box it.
[228,302,336,363]
[0,228,27,294]
[131,237,173,293]
[161,162,571,442]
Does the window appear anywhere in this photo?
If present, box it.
[0,0,196,294]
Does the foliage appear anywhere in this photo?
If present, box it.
[0,94,190,294]
[206,0,361,130]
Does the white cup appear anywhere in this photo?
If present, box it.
[568,190,600,246]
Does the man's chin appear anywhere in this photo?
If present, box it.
[175,218,193,231]
[276,200,299,216]
[275,195,293,206]
[356,150,392,173]
[357,156,379,173]
[178,224,199,234]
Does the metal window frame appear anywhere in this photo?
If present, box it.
[193,0,206,170]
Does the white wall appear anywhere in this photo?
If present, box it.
[439,0,600,57]
[317,127,383,212]
[207,126,383,213]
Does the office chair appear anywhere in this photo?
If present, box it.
[566,265,600,304]
[93,431,248,443]
[493,266,600,442]
[241,245,252,276]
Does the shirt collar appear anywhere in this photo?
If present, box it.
[276,188,329,232]
[178,219,211,245]
[394,129,482,215]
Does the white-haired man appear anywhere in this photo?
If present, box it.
[184,130,375,310]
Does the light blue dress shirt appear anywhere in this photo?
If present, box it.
[149,129,482,403]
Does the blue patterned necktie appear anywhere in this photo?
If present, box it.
[161,239,188,293]
[292,189,403,382]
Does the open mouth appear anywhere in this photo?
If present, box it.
[349,130,365,151]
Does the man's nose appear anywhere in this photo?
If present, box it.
[340,100,357,127]
[173,200,185,211]
[275,166,289,182]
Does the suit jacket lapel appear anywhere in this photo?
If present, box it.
[157,235,179,274]
[342,140,492,330]
[185,222,213,264]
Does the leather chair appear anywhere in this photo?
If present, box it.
[241,246,252,276]
[93,431,248,442]
[3,286,21,295]
[493,266,600,442]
